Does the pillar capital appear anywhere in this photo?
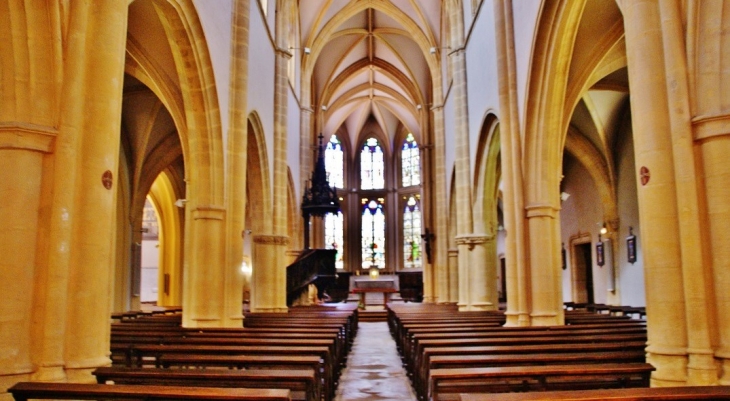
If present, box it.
[0,122,57,153]
[692,113,730,141]
[455,233,492,249]
[191,205,226,220]
[525,203,560,219]
[253,234,290,246]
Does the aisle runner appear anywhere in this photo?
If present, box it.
[334,321,417,401]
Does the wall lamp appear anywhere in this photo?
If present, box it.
[429,46,451,54]
[289,47,311,54]
[174,199,187,208]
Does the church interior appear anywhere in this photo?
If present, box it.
[2,0,730,399]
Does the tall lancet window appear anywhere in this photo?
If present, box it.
[325,134,344,188]
[403,195,422,268]
[360,137,385,190]
[362,199,385,269]
[325,211,344,269]
[401,133,420,187]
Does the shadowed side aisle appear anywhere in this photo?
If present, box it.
[334,321,417,401]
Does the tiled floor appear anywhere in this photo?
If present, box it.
[334,321,417,401]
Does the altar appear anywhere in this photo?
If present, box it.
[350,275,399,308]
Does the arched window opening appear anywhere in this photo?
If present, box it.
[362,198,385,269]
[402,133,420,187]
[325,134,344,188]
[325,211,344,270]
[360,137,385,190]
[140,197,160,303]
[403,195,422,268]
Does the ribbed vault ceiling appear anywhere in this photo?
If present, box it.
[300,1,442,148]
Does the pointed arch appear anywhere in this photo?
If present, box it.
[147,169,185,307]
[246,111,273,234]
[151,0,224,207]
[473,114,501,234]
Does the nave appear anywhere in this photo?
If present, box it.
[8,303,730,401]
[334,322,416,401]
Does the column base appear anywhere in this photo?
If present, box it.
[503,311,531,326]
[251,307,288,313]
[31,364,66,382]
[686,351,718,385]
[647,350,688,386]
[530,312,562,326]
[65,356,111,383]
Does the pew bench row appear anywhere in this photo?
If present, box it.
[386,303,652,401]
[8,382,291,401]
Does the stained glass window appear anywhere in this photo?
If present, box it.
[325,211,344,269]
[362,199,385,269]
[403,196,422,268]
[401,133,420,187]
[325,135,344,188]
[360,137,385,190]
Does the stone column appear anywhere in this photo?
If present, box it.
[447,248,459,304]
[657,0,717,385]
[430,100,450,304]
[461,235,497,310]
[447,0,478,311]
[493,0,529,326]
[690,1,730,384]
[251,0,292,312]
[185,206,227,328]
[0,124,56,387]
[58,1,129,381]
[525,205,563,326]
[223,0,250,326]
[251,234,290,312]
[620,0,689,386]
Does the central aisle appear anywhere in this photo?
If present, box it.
[334,321,417,401]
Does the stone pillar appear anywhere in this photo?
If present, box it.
[447,248,459,304]
[0,124,55,387]
[58,1,129,381]
[658,0,717,385]
[431,101,450,304]
[184,206,227,328]
[493,0,529,326]
[525,205,563,326]
[251,0,292,313]
[460,235,497,311]
[620,0,689,386]
[447,0,476,311]
[223,0,250,326]
[251,234,290,312]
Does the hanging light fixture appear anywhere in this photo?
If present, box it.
[301,133,340,248]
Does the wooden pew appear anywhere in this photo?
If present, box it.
[112,344,334,401]
[458,385,730,400]
[411,333,647,388]
[7,382,290,401]
[156,354,323,400]
[429,363,654,401]
[93,367,317,401]
[112,337,339,366]
[414,341,648,400]
[429,350,646,370]
[404,326,646,364]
